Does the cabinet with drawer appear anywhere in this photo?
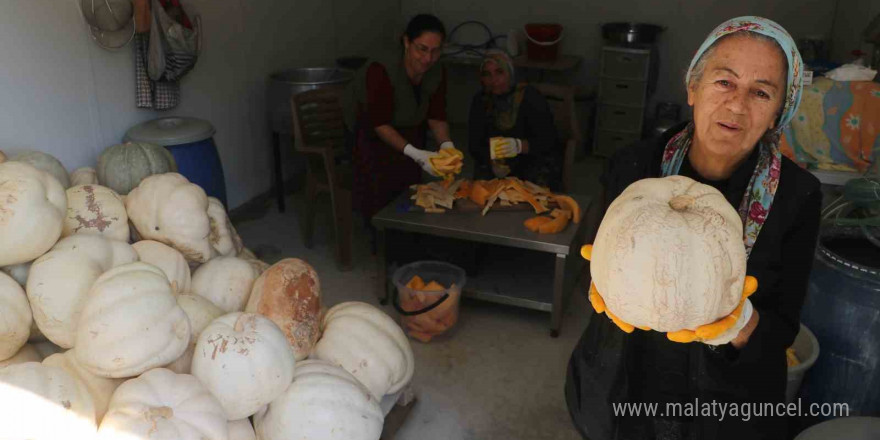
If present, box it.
[594,46,653,157]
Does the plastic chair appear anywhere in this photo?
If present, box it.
[531,83,583,193]
[290,88,353,270]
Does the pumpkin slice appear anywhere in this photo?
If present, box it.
[667,329,698,343]
[509,180,549,214]
[455,180,472,199]
[742,276,758,299]
[537,214,570,234]
[588,282,606,314]
[524,216,552,232]
[552,195,581,223]
[406,275,426,290]
[581,244,592,261]
[469,181,491,206]
[423,280,445,291]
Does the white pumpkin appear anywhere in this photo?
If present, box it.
[43,349,124,422]
[97,142,177,195]
[165,294,224,374]
[75,262,190,378]
[192,312,295,420]
[0,344,42,368]
[10,150,71,188]
[0,362,97,439]
[0,161,67,266]
[312,301,414,399]
[2,261,31,286]
[63,184,129,242]
[207,196,243,257]
[27,235,138,348]
[253,360,383,440]
[126,173,218,263]
[245,258,321,361]
[590,175,746,332]
[97,368,228,440]
[193,256,259,312]
[0,271,31,361]
[70,167,98,186]
[229,419,256,440]
[133,240,192,294]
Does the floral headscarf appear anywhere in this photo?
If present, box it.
[480,50,526,131]
[662,16,804,258]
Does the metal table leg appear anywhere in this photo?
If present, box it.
[272,131,285,213]
[377,227,389,305]
[550,252,567,337]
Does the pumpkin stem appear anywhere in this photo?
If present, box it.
[669,195,696,211]
[148,406,174,419]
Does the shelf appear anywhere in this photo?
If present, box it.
[442,54,582,72]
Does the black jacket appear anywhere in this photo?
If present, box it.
[565,123,822,440]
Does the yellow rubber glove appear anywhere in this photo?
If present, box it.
[490,137,522,160]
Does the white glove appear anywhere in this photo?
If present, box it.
[403,144,440,177]
[490,137,522,160]
[702,299,753,346]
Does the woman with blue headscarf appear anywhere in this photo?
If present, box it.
[565,17,822,440]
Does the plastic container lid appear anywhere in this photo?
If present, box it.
[124,117,216,146]
[794,417,880,439]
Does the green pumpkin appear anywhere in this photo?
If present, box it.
[10,150,71,189]
[97,142,177,195]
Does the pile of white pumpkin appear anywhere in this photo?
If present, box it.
[0,145,414,440]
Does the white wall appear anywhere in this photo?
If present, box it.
[403,0,839,125]
[830,0,880,63]
[0,0,396,209]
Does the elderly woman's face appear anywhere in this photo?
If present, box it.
[481,60,511,95]
[687,35,786,159]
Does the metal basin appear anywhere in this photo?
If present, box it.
[602,22,664,45]
[268,67,354,133]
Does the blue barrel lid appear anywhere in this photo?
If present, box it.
[124,117,216,146]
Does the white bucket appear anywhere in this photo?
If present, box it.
[787,323,820,403]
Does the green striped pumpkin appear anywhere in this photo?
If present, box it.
[97,142,177,195]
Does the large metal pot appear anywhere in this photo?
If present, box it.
[267,67,354,133]
[602,22,664,45]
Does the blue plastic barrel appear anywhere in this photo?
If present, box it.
[799,228,880,419]
[125,117,228,208]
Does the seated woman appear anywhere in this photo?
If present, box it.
[468,50,562,190]
[565,16,822,440]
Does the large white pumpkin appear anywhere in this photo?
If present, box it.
[0,344,42,368]
[9,150,71,188]
[133,240,192,294]
[312,301,414,399]
[245,258,321,360]
[0,161,67,266]
[75,262,190,378]
[97,368,228,440]
[590,175,747,332]
[70,167,98,186]
[0,362,97,439]
[63,184,129,242]
[126,173,218,263]
[229,419,256,440]
[27,235,138,348]
[165,294,224,374]
[0,271,31,361]
[207,197,243,257]
[253,359,383,440]
[43,349,124,422]
[192,312,295,420]
[97,142,177,195]
[192,256,259,312]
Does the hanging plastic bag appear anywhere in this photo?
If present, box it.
[148,0,200,82]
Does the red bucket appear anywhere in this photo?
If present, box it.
[524,23,564,61]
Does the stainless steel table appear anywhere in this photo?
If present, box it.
[372,193,592,337]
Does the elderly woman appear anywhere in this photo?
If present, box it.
[468,51,562,189]
[565,17,822,440]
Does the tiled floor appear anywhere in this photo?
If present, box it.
[234,155,607,440]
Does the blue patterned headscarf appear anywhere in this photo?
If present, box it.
[663,16,804,258]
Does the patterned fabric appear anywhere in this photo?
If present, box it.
[480,50,526,131]
[665,16,803,258]
[134,33,180,110]
[781,78,880,174]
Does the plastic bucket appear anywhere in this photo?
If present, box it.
[392,261,466,343]
[787,324,820,403]
[525,23,563,61]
